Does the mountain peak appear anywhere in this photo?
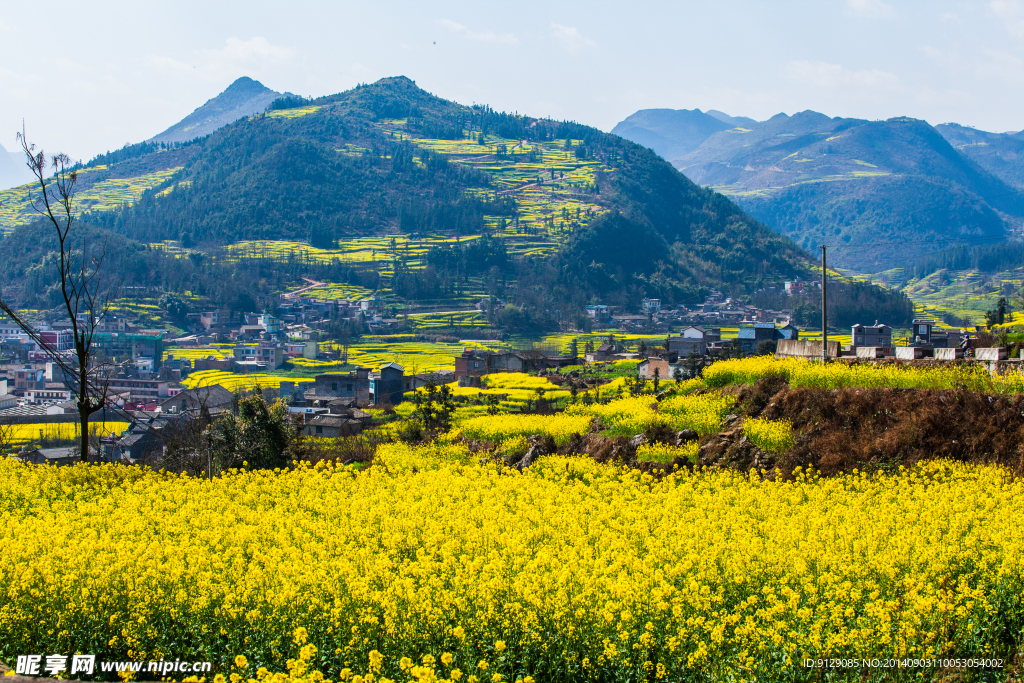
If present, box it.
[149,77,283,144]
[222,76,273,95]
[705,110,759,128]
[611,108,732,159]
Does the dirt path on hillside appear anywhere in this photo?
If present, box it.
[283,277,326,299]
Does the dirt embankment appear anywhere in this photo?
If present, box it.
[465,376,1024,479]
[700,376,1024,477]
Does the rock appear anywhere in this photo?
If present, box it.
[629,434,647,448]
[676,429,699,443]
[515,446,541,471]
[514,434,557,471]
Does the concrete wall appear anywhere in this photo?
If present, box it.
[855,347,894,359]
[777,339,840,358]
[895,347,925,360]
[975,347,1008,361]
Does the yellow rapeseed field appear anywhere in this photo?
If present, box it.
[567,392,735,436]
[6,421,131,446]
[459,413,591,445]
[0,457,1021,682]
[743,418,796,453]
[703,356,1024,393]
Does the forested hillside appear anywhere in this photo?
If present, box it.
[0,77,912,329]
[612,107,1024,272]
[84,77,811,304]
[936,123,1024,190]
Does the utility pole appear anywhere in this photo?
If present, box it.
[821,245,828,362]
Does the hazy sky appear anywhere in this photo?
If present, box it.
[3,0,1024,161]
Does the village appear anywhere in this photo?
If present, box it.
[1,278,1016,468]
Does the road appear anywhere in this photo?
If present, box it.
[282,277,326,299]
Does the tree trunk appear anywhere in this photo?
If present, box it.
[79,406,90,463]
[78,361,92,463]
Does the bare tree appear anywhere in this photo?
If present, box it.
[0,126,119,462]
[0,420,13,455]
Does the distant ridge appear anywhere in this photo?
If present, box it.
[611,108,745,160]
[149,77,287,144]
[935,123,1024,190]
[0,141,34,191]
[706,110,758,128]
[673,112,1024,270]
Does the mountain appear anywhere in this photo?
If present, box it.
[0,142,35,191]
[672,112,1024,271]
[611,108,739,160]
[0,77,828,318]
[706,110,758,128]
[1,77,917,329]
[935,123,1024,190]
[149,77,286,144]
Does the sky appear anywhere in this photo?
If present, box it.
[3,0,1024,161]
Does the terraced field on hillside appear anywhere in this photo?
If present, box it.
[840,265,1022,327]
[0,167,182,234]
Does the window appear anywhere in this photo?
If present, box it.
[315,426,323,434]
[331,383,338,391]
[474,361,480,368]
[918,325,928,335]
[346,383,353,391]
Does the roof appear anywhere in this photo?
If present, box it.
[753,322,776,329]
[737,328,756,340]
[160,384,234,410]
[115,433,147,448]
[378,362,404,372]
[307,415,360,428]
[0,405,52,417]
[35,447,78,460]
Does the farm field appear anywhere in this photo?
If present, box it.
[181,370,314,392]
[0,167,182,233]
[702,354,1024,392]
[395,372,575,420]
[404,310,488,330]
[336,339,505,373]
[843,266,1024,327]
[5,358,1024,680]
[5,421,132,447]
[163,346,236,361]
[297,282,375,301]
[135,132,611,303]
[264,105,323,119]
[1,452,1020,681]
